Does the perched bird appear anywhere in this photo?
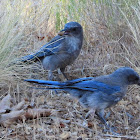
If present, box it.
[25,67,140,132]
[20,22,83,80]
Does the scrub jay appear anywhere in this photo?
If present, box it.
[20,22,83,80]
[25,67,140,132]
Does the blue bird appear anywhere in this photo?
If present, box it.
[25,67,140,133]
[19,22,83,80]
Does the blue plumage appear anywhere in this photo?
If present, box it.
[19,22,83,80]
[25,67,140,133]
[21,36,65,61]
[25,78,120,94]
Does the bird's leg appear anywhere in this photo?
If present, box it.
[96,111,119,135]
[48,70,59,94]
[48,70,54,80]
[95,110,107,125]
[85,108,95,119]
[60,67,68,80]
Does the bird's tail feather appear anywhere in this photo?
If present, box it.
[25,79,93,98]
[25,79,67,86]
[25,79,71,94]
[24,79,97,92]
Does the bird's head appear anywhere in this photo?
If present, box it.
[111,67,140,86]
[58,22,83,37]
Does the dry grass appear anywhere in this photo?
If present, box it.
[0,0,140,139]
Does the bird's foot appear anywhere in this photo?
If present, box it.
[100,124,120,135]
[85,109,95,119]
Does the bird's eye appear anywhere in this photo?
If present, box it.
[72,28,77,31]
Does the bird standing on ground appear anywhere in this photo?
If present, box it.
[25,67,140,133]
[20,22,83,80]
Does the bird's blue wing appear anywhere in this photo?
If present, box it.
[71,80,121,94]
[65,78,120,94]
[20,35,65,62]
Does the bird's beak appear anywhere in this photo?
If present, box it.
[58,29,70,36]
